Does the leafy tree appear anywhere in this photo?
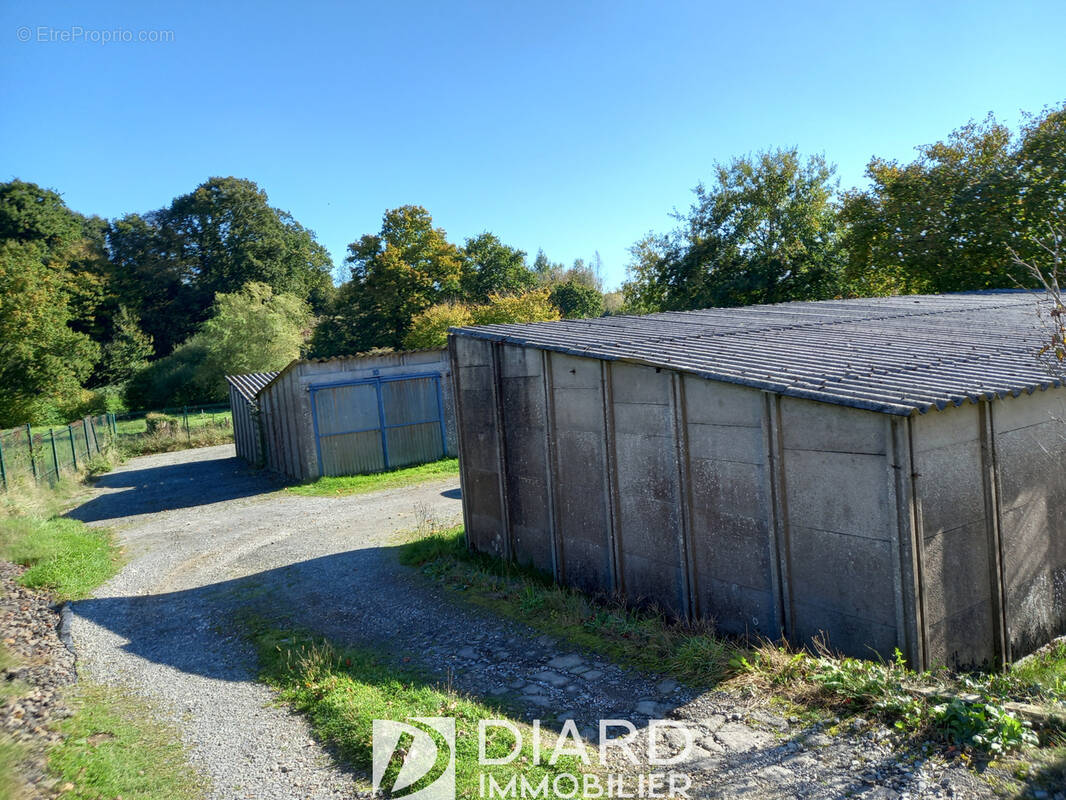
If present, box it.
[401,290,561,349]
[311,206,463,355]
[623,149,845,311]
[109,177,334,356]
[0,240,99,426]
[842,115,1022,294]
[125,282,311,407]
[97,306,154,386]
[472,289,560,326]
[460,233,535,302]
[403,304,475,350]
[549,279,605,318]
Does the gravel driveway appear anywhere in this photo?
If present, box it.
[67,445,1009,800]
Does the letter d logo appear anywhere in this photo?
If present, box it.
[373,717,455,800]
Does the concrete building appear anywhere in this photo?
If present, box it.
[448,293,1066,669]
[251,350,457,481]
[225,371,278,467]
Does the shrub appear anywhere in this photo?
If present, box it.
[144,413,180,434]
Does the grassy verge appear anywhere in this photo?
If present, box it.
[249,622,587,799]
[0,475,122,602]
[400,526,1066,760]
[48,683,207,800]
[117,425,233,458]
[288,458,460,497]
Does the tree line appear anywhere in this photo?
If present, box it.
[0,178,608,426]
[0,103,1062,427]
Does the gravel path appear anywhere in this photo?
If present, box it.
[65,445,1030,800]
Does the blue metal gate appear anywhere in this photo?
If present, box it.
[310,373,447,477]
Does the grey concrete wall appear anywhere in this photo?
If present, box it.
[608,364,687,614]
[547,353,615,595]
[992,390,1066,659]
[451,332,1066,666]
[777,398,900,659]
[910,404,999,668]
[498,345,555,575]
[450,337,508,558]
[683,377,779,638]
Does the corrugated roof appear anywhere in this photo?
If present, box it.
[451,292,1065,416]
[225,372,279,403]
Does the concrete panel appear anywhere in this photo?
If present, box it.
[913,439,986,536]
[682,376,763,427]
[789,526,897,628]
[611,364,672,405]
[911,403,981,452]
[926,600,998,670]
[687,423,764,465]
[994,388,1066,433]
[697,578,777,637]
[993,391,1066,658]
[784,450,891,541]
[922,520,992,615]
[614,433,678,503]
[499,347,552,573]
[621,552,685,612]
[690,458,768,521]
[550,354,603,389]
[780,397,887,454]
[689,511,772,592]
[553,388,606,433]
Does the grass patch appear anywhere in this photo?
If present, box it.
[117,424,233,458]
[398,526,741,688]
[48,683,207,800]
[288,458,460,497]
[400,525,1066,758]
[0,735,27,800]
[249,623,588,799]
[0,513,121,602]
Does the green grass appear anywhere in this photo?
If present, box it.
[48,683,207,800]
[0,514,121,601]
[114,410,232,437]
[248,623,588,799]
[288,458,460,497]
[399,526,741,688]
[0,735,26,800]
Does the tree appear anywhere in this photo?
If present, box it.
[549,279,605,318]
[109,177,334,356]
[125,282,311,408]
[311,206,463,355]
[472,289,560,326]
[460,233,535,302]
[623,149,846,312]
[841,115,1022,294]
[403,303,475,350]
[0,240,99,425]
[97,306,154,386]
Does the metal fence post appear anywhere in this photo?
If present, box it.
[25,423,37,482]
[69,424,78,470]
[184,406,191,443]
[0,437,7,490]
[49,428,59,482]
[83,419,92,459]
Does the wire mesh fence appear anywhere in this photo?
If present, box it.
[113,403,232,438]
[0,413,116,490]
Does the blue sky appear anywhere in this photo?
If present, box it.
[2,1,1064,290]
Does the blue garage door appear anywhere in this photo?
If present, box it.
[310,373,446,476]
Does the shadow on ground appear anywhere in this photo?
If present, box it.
[66,453,282,522]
